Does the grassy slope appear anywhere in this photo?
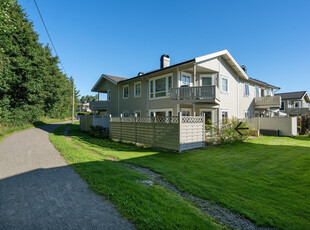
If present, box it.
[0,117,69,143]
[66,124,310,230]
[50,124,220,230]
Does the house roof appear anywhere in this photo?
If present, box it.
[92,50,280,91]
[248,77,280,90]
[91,74,127,92]
[275,91,309,101]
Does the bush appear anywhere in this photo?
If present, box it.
[301,116,310,135]
[89,126,109,139]
[206,118,249,144]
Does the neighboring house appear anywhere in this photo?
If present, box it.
[90,50,281,126]
[275,91,310,117]
[77,102,91,112]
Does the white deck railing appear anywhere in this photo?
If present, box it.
[254,96,281,108]
[89,101,108,111]
[170,85,219,101]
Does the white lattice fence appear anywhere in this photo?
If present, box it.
[109,115,205,152]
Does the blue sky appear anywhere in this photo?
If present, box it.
[19,0,310,97]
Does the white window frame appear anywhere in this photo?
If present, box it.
[149,108,173,116]
[181,108,192,116]
[200,109,214,128]
[200,74,214,86]
[244,83,250,97]
[123,85,129,99]
[255,87,260,98]
[180,72,192,87]
[221,109,229,123]
[107,89,111,101]
[122,111,129,117]
[294,101,300,108]
[134,81,141,98]
[134,110,141,117]
[221,76,229,93]
[244,110,250,118]
[288,101,292,108]
[149,73,173,100]
[265,89,271,96]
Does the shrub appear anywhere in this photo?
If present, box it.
[206,118,249,144]
[89,126,109,139]
[301,116,310,135]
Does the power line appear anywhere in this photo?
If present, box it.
[33,0,67,75]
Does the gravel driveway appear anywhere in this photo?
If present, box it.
[0,123,135,230]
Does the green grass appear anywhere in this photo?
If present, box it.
[59,124,310,230]
[50,124,220,230]
[0,117,70,143]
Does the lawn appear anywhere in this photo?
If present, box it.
[51,124,310,229]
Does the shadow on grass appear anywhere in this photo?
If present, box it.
[50,123,310,230]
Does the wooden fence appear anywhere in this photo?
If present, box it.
[110,115,205,152]
[80,115,109,132]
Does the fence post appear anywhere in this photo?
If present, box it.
[135,113,138,144]
[178,113,182,153]
[120,114,123,141]
[152,116,156,147]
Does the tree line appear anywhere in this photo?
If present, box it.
[0,0,78,125]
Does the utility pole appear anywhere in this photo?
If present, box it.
[72,78,74,123]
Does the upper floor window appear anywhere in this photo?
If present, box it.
[181,73,191,86]
[244,84,250,96]
[200,74,213,86]
[149,74,173,99]
[134,82,141,97]
[294,101,300,108]
[107,90,111,101]
[255,87,260,97]
[123,85,129,99]
[265,89,271,96]
[221,77,228,93]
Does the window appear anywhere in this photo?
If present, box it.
[149,109,173,116]
[222,111,228,124]
[134,110,141,117]
[221,77,228,92]
[200,74,213,86]
[244,110,249,118]
[123,112,129,117]
[265,89,271,96]
[181,108,191,116]
[149,74,173,99]
[123,85,129,99]
[107,90,111,101]
[134,82,141,97]
[280,101,285,111]
[255,87,260,97]
[244,84,250,96]
[294,101,300,108]
[181,75,191,86]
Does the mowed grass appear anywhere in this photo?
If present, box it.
[0,117,70,143]
[50,124,220,230]
[63,124,310,230]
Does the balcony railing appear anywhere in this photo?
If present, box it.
[89,100,108,111]
[254,96,281,108]
[170,85,219,103]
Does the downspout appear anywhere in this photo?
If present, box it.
[117,85,120,116]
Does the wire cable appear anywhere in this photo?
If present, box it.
[33,0,67,75]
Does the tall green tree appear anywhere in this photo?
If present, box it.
[0,0,78,124]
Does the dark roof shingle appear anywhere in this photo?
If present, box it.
[275,91,307,100]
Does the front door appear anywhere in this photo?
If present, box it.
[203,112,212,125]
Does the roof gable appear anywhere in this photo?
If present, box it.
[275,91,309,101]
[91,74,127,92]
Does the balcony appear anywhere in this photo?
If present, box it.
[254,96,281,109]
[89,100,108,111]
[170,85,220,103]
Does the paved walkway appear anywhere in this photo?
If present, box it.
[0,123,134,230]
